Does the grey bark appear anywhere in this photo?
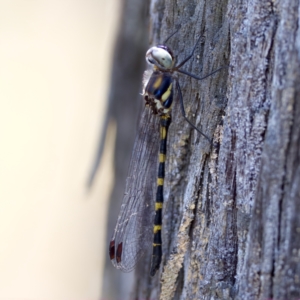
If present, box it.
[99,0,300,299]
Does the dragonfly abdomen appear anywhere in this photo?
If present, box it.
[150,115,171,276]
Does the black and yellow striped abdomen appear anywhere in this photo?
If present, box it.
[150,114,171,276]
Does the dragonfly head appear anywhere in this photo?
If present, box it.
[145,45,174,70]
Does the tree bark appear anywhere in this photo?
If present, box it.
[103,0,300,299]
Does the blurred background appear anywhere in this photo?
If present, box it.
[0,0,148,299]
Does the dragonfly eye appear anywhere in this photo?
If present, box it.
[146,46,174,69]
[147,58,155,65]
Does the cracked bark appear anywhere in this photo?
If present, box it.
[102,0,300,299]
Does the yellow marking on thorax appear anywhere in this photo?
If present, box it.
[157,178,164,186]
[153,243,161,246]
[153,76,163,89]
[161,83,172,101]
[155,202,163,210]
[159,153,166,162]
[153,225,162,233]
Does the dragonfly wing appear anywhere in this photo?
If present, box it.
[110,108,160,272]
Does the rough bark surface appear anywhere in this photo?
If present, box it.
[135,0,300,299]
[102,0,300,299]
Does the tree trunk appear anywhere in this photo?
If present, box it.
[102,0,300,299]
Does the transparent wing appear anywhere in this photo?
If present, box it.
[110,108,160,272]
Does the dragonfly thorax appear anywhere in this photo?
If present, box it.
[143,70,173,115]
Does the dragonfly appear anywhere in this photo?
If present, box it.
[109,28,224,276]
